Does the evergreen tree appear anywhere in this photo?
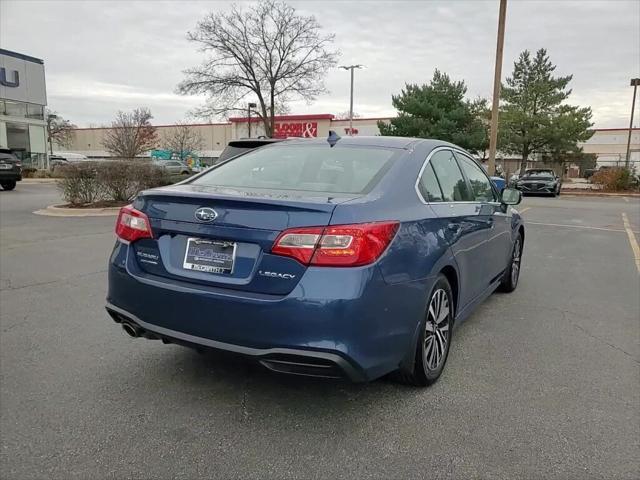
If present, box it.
[499,48,593,173]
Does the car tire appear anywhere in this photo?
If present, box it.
[1,181,16,191]
[395,274,454,387]
[498,232,523,293]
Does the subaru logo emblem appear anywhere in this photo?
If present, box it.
[194,207,218,222]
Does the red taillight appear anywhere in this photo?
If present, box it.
[272,222,399,267]
[115,205,153,242]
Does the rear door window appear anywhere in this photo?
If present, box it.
[192,145,397,194]
[418,162,444,202]
[455,153,497,202]
[429,150,472,202]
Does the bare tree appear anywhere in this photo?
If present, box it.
[162,121,204,159]
[178,0,339,137]
[46,110,76,150]
[335,111,361,120]
[102,108,158,158]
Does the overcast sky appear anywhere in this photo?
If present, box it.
[1,0,639,128]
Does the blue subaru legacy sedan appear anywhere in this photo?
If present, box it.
[106,135,524,386]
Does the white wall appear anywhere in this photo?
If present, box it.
[0,52,47,106]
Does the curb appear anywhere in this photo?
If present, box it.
[21,178,58,184]
[33,204,121,217]
[560,190,640,198]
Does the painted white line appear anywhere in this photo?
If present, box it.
[526,221,636,234]
[622,213,640,274]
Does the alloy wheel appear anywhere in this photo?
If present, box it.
[424,289,451,371]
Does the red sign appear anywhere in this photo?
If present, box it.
[274,121,318,138]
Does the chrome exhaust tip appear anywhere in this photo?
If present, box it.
[122,322,141,338]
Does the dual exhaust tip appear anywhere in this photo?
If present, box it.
[121,321,142,338]
[121,321,164,341]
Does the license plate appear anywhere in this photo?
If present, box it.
[0,164,12,170]
[183,238,236,274]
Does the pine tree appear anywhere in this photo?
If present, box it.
[378,70,488,155]
[499,48,593,173]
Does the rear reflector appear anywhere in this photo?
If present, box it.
[272,222,399,267]
[115,205,153,242]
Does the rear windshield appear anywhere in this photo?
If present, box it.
[192,145,396,194]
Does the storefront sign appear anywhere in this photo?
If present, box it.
[274,121,318,138]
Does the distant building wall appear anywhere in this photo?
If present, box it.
[580,128,640,170]
[67,114,393,158]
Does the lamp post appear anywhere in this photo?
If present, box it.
[46,113,58,170]
[625,78,640,169]
[487,0,507,176]
[339,65,363,135]
[247,102,257,138]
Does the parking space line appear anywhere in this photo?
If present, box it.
[526,221,637,234]
[622,213,640,274]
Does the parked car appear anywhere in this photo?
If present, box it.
[513,168,561,196]
[106,136,524,386]
[152,160,192,175]
[216,138,284,163]
[0,151,22,191]
[49,155,70,171]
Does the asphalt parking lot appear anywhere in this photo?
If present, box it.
[1,183,639,479]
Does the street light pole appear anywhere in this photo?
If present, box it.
[247,102,257,138]
[46,113,58,170]
[487,0,508,176]
[339,65,363,135]
[625,78,640,169]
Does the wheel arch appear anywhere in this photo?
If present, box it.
[439,265,459,317]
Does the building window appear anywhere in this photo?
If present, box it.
[27,104,44,120]
[4,101,28,118]
[2,100,44,120]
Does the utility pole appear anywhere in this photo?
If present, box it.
[247,102,257,138]
[487,0,507,176]
[339,65,363,135]
[625,78,640,169]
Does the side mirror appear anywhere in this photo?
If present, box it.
[501,188,522,205]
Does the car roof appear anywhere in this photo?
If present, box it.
[281,135,449,150]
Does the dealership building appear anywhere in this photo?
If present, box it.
[0,49,48,168]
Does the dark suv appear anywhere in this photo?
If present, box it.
[0,151,22,191]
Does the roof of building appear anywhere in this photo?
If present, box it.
[0,49,44,64]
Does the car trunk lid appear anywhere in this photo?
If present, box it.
[129,184,358,295]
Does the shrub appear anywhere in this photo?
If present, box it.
[98,161,172,201]
[21,167,37,178]
[591,167,633,192]
[56,162,104,205]
[56,160,173,205]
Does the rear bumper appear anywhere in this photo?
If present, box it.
[107,241,430,382]
[106,302,365,381]
[0,171,22,181]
